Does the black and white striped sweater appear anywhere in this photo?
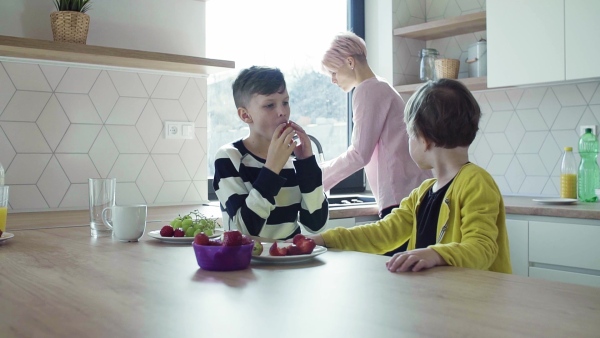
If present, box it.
[213,139,329,240]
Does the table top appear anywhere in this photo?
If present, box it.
[1,224,599,338]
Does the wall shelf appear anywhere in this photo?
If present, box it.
[395,76,489,94]
[393,12,486,40]
[0,35,235,76]
[394,12,488,94]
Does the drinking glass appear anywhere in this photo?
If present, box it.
[88,178,116,237]
[0,186,8,233]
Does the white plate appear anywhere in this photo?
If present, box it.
[147,229,223,243]
[532,198,578,205]
[251,243,327,263]
[0,232,14,242]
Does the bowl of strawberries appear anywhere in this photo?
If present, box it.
[192,230,254,271]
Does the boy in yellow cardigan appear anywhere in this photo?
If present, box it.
[309,78,511,273]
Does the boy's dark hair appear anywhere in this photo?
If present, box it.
[232,66,287,108]
[404,78,481,148]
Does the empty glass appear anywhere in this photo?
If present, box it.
[419,48,439,82]
[88,178,116,237]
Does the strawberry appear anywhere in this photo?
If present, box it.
[292,234,307,245]
[268,242,288,256]
[209,239,222,246]
[194,232,210,246]
[160,225,175,237]
[173,228,185,237]
[287,244,303,256]
[222,230,243,246]
[296,237,316,254]
[241,234,252,245]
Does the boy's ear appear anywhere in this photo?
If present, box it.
[238,107,253,123]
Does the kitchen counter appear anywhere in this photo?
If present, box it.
[1,225,599,337]
[503,196,600,220]
[328,195,600,220]
[6,195,600,231]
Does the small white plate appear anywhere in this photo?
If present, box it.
[0,232,15,242]
[147,229,223,244]
[532,198,578,205]
[251,243,327,263]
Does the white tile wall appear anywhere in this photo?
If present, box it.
[0,60,209,212]
[393,1,600,197]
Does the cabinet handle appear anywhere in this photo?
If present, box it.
[466,58,478,63]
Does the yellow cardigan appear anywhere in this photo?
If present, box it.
[321,163,512,273]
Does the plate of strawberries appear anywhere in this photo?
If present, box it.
[148,228,223,244]
[251,234,327,263]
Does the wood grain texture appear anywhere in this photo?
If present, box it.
[6,205,222,231]
[393,12,486,40]
[395,76,491,94]
[1,225,599,337]
[0,35,234,75]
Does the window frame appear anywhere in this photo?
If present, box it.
[208,0,365,200]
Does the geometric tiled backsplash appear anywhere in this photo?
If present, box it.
[394,0,600,197]
[0,60,208,212]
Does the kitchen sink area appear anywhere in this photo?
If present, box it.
[327,195,376,208]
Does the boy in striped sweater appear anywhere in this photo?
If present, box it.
[213,66,329,240]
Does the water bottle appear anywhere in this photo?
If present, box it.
[577,128,599,202]
[560,146,577,199]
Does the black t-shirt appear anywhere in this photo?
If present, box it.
[415,178,454,249]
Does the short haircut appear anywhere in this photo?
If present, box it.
[232,66,286,108]
[404,79,481,148]
[321,31,368,72]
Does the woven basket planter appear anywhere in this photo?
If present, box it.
[50,11,90,44]
[434,58,460,79]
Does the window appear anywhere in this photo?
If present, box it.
[206,0,364,198]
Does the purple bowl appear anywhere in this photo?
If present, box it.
[192,241,254,271]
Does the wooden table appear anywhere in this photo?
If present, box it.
[1,224,599,338]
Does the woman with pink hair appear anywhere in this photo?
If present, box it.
[320,31,431,254]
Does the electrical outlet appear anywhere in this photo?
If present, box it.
[579,125,597,136]
[165,121,195,139]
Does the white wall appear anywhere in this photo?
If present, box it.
[365,0,394,82]
[0,0,206,56]
[0,1,209,212]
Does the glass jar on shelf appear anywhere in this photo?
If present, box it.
[419,48,439,82]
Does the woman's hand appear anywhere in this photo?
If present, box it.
[385,248,446,272]
[264,123,296,174]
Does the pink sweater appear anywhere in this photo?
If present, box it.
[321,77,432,211]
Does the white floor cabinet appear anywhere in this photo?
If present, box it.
[507,215,600,287]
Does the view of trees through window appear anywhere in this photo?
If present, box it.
[206,0,348,177]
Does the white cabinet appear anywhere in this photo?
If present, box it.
[506,219,529,277]
[529,220,600,287]
[565,0,600,80]
[488,0,600,87]
[487,0,564,87]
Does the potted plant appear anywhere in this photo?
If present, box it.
[50,0,92,44]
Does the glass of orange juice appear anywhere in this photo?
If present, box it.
[0,186,8,233]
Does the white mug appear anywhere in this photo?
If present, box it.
[101,205,147,242]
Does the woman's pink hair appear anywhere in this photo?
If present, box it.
[321,31,368,73]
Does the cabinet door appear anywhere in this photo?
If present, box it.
[506,219,529,276]
[529,221,600,271]
[487,0,564,87]
[565,0,600,80]
[529,267,600,288]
